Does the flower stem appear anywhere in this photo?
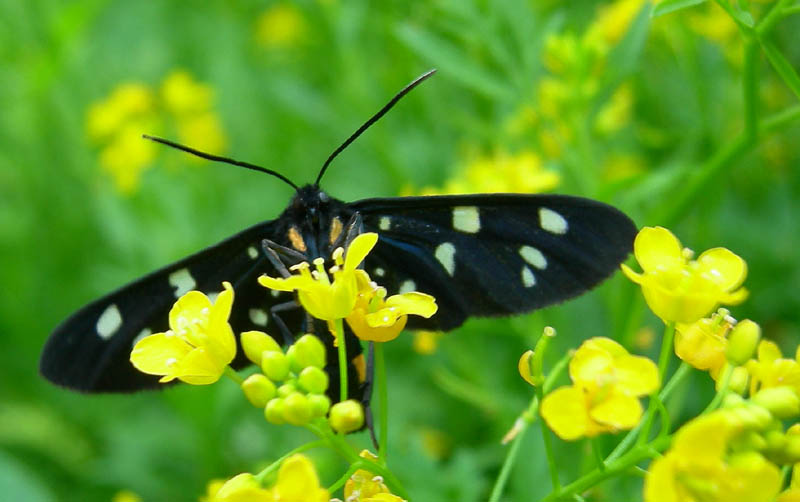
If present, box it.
[254,440,326,483]
[487,421,526,502]
[223,366,244,386]
[702,363,733,414]
[637,323,675,447]
[374,342,389,464]
[591,439,606,471]
[335,318,348,401]
[328,464,360,493]
[537,385,561,491]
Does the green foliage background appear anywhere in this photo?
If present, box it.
[1,0,799,500]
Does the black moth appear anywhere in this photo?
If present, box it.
[41,70,637,407]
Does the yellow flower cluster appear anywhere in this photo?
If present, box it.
[540,337,659,440]
[86,70,226,194]
[213,454,328,502]
[411,150,560,196]
[259,233,437,343]
[622,226,748,323]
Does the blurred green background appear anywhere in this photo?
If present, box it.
[2,0,799,500]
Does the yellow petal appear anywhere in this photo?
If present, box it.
[634,226,683,274]
[272,454,328,500]
[169,291,212,332]
[344,233,379,271]
[582,337,628,357]
[173,347,225,385]
[589,393,642,431]
[614,354,660,396]
[620,263,644,284]
[214,473,271,502]
[723,451,782,502]
[643,456,681,502]
[696,247,747,292]
[384,292,438,318]
[758,340,783,364]
[258,274,308,292]
[518,350,535,386]
[130,332,191,376]
[569,345,613,387]
[540,386,590,440]
[209,281,234,327]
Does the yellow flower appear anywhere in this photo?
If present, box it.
[589,0,646,45]
[674,310,734,373]
[594,83,633,134]
[621,226,748,323]
[346,272,437,342]
[259,233,378,321]
[199,479,226,502]
[111,490,142,502]
[214,455,328,502]
[344,450,400,501]
[255,3,307,49]
[747,340,800,397]
[87,83,155,141]
[177,112,227,156]
[130,282,236,385]
[412,331,442,355]
[541,337,658,440]
[161,70,213,116]
[98,123,158,194]
[778,465,800,502]
[644,410,782,502]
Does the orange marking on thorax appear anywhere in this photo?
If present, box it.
[288,226,307,252]
[329,217,343,245]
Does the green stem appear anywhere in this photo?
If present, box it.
[374,342,389,464]
[488,421,527,502]
[328,464,360,493]
[223,366,244,386]
[542,437,671,502]
[783,4,800,16]
[335,318,348,402]
[606,361,692,463]
[756,0,793,35]
[487,351,571,502]
[742,37,759,143]
[537,386,561,490]
[638,323,675,446]
[254,440,326,483]
[591,439,606,471]
[761,104,800,134]
[702,363,734,414]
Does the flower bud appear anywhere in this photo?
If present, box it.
[308,394,331,417]
[277,381,298,398]
[517,350,535,386]
[752,386,800,419]
[728,402,773,430]
[261,350,290,382]
[728,366,749,395]
[265,398,286,424]
[722,393,745,408]
[241,374,276,408]
[726,319,761,366]
[288,334,326,371]
[298,366,329,394]
[282,392,313,426]
[329,399,365,433]
[241,330,282,365]
[783,433,800,463]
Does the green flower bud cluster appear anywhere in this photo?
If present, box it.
[239,331,331,426]
[721,390,800,465]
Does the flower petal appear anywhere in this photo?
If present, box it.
[614,354,660,396]
[169,291,212,332]
[130,332,191,376]
[634,226,683,273]
[540,386,590,440]
[209,281,234,327]
[569,345,613,388]
[589,393,642,431]
[173,347,225,385]
[344,233,379,271]
[384,292,438,318]
[258,274,308,292]
[272,454,327,500]
[696,247,747,292]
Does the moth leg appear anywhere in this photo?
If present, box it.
[270,300,301,345]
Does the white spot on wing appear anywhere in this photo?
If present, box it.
[248,246,258,259]
[207,291,220,303]
[168,268,196,298]
[539,208,568,235]
[96,304,122,339]
[270,290,280,298]
[519,245,547,270]
[374,267,385,277]
[453,206,480,233]
[435,242,456,276]
[379,217,391,231]
[399,279,416,294]
[132,328,152,347]
[522,266,536,288]
[249,308,269,327]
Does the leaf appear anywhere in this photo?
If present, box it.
[395,24,515,101]
[651,0,707,18]
[761,38,800,100]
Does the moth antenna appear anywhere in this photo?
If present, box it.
[142,135,300,191]
[315,69,437,186]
